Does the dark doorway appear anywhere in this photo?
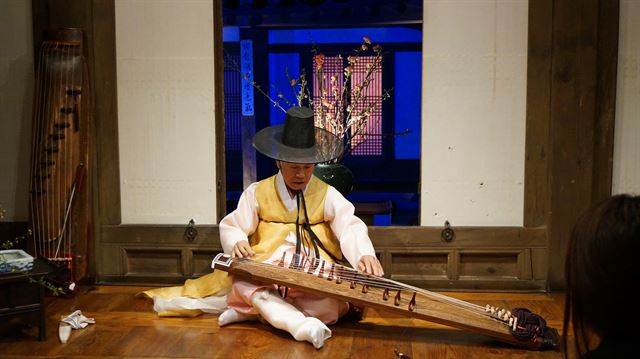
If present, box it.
[222,0,423,225]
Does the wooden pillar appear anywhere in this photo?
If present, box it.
[213,0,227,219]
[544,0,619,289]
[591,0,620,203]
[524,0,553,229]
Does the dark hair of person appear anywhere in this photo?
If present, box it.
[563,194,640,357]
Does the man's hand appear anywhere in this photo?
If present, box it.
[357,255,384,277]
[231,240,255,258]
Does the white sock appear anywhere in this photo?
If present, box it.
[291,317,331,349]
[250,289,332,349]
[218,308,258,326]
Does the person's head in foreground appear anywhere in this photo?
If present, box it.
[563,193,639,358]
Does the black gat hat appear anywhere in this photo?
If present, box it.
[252,107,343,164]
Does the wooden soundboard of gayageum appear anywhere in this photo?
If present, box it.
[218,259,537,350]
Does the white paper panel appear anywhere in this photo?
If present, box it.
[116,0,217,224]
[613,0,640,195]
[421,0,528,226]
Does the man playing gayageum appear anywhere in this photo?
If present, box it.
[217,106,384,349]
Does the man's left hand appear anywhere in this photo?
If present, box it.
[358,255,384,277]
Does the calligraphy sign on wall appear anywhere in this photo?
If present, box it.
[240,40,254,116]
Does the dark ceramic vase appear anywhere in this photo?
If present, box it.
[314,162,353,197]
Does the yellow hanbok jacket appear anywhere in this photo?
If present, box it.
[142,173,374,316]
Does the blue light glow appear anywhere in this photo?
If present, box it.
[394,51,421,160]
[269,28,421,44]
[268,53,300,125]
[223,26,239,42]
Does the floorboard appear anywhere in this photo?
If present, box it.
[0,285,567,358]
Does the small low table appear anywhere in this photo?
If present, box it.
[354,200,393,225]
[0,257,57,340]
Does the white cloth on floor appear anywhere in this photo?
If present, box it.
[153,294,228,314]
[61,310,95,329]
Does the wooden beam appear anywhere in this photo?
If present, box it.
[523,0,553,228]
[99,224,547,291]
[591,0,619,202]
[213,0,227,220]
[91,0,121,226]
[546,0,619,289]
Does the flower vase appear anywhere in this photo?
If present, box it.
[314,162,353,197]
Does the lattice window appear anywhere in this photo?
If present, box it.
[350,56,382,156]
[224,55,242,151]
[312,55,382,156]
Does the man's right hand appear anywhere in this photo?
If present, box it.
[231,240,255,258]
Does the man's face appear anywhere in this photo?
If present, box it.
[278,161,315,192]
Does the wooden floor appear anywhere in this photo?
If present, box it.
[0,285,568,358]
